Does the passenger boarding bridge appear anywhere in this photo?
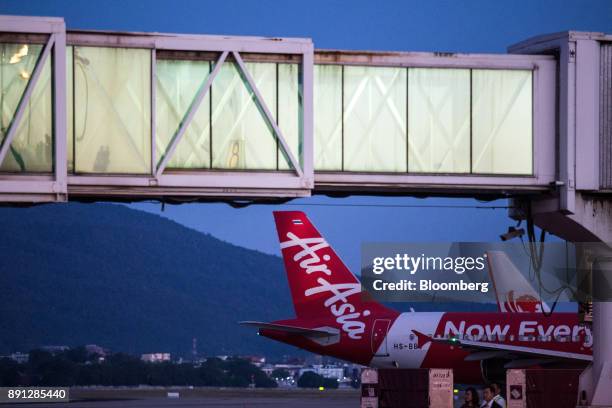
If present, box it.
[1,15,556,201]
[0,15,610,241]
[1,15,612,406]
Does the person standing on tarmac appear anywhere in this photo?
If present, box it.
[482,385,503,408]
[490,382,506,408]
[460,387,480,408]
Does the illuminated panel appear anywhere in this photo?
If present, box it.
[211,62,277,170]
[408,68,470,173]
[73,46,151,174]
[312,65,533,176]
[313,64,342,171]
[278,63,300,171]
[343,66,406,172]
[472,69,533,175]
[0,42,52,173]
[156,56,211,169]
[67,46,74,172]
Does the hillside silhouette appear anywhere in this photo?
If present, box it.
[0,203,296,358]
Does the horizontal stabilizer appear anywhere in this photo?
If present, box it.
[464,350,509,361]
[436,336,592,362]
[239,321,339,338]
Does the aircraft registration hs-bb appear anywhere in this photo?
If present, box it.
[241,212,592,383]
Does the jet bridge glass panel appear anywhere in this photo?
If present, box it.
[408,68,470,173]
[471,69,533,175]
[313,64,342,171]
[313,64,534,176]
[154,54,301,172]
[156,54,212,169]
[343,66,407,172]
[67,46,74,172]
[72,46,151,174]
[212,61,278,170]
[0,41,53,173]
[277,63,300,171]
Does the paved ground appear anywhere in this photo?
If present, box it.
[2,388,360,408]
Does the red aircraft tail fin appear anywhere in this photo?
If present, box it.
[273,211,392,327]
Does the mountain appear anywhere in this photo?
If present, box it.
[0,203,297,358]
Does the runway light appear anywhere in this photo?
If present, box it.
[318,386,324,391]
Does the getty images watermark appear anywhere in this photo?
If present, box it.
[370,252,490,294]
[360,242,612,303]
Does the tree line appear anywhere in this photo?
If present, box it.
[0,347,344,389]
[0,347,275,387]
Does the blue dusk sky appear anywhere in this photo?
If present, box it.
[1,0,610,272]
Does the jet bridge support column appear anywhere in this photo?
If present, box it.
[511,195,612,407]
[578,255,612,407]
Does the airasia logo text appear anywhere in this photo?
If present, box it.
[280,232,369,340]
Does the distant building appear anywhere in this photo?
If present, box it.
[261,364,274,376]
[270,363,303,378]
[141,353,171,363]
[41,345,70,354]
[2,352,29,364]
[281,355,306,365]
[299,364,344,380]
[85,344,107,357]
[241,355,266,367]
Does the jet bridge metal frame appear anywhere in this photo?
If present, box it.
[0,15,567,202]
[0,15,315,202]
[312,50,557,195]
[0,15,67,202]
[65,28,314,200]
